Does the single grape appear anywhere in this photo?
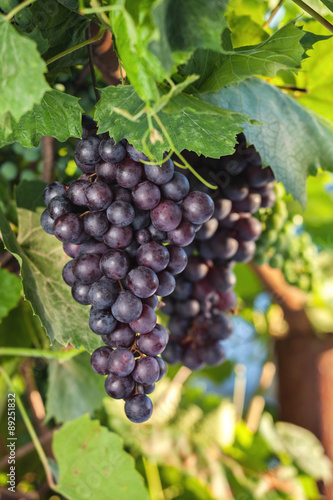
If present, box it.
[132,356,160,385]
[111,291,143,323]
[108,348,135,377]
[167,220,195,247]
[103,225,133,248]
[183,256,209,282]
[176,299,200,318]
[73,253,102,283]
[129,304,157,334]
[127,267,159,299]
[132,208,150,231]
[156,271,176,296]
[71,280,91,305]
[53,213,83,243]
[137,328,167,356]
[137,242,170,273]
[124,394,153,423]
[100,249,130,280]
[135,228,151,245]
[155,356,167,381]
[144,158,174,185]
[213,198,232,221]
[116,158,142,188]
[89,307,117,335]
[181,191,214,224]
[207,267,236,292]
[131,181,161,210]
[83,211,109,237]
[48,196,73,220]
[113,185,132,203]
[233,192,262,214]
[162,341,183,364]
[43,181,67,205]
[195,218,219,241]
[150,199,182,232]
[85,181,113,211]
[126,143,149,163]
[40,209,54,235]
[142,294,159,310]
[105,373,135,399]
[233,240,256,262]
[168,316,189,340]
[99,138,126,163]
[245,164,274,188]
[166,245,188,275]
[63,242,81,258]
[182,348,205,370]
[210,230,239,259]
[96,162,117,184]
[172,277,193,300]
[154,324,169,342]
[91,346,113,375]
[74,154,96,174]
[222,177,249,201]
[106,201,135,227]
[67,180,89,207]
[102,323,136,348]
[75,137,101,164]
[88,279,119,309]
[79,240,109,255]
[147,224,166,242]
[235,216,262,241]
[203,341,226,366]
[207,314,232,340]
[62,260,76,286]
[160,172,190,201]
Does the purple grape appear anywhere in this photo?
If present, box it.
[100,249,130,280]
[166,245,188,275]
[108,348,135,377]
[182,348,205,370]
[181,191,214,224]
[83,211,109,237]
[116,158,142,188]
[210,231,239,259]
[85,181,113,211]
[102,323,136,348]
[162,341,183,364]
[129,304,157,333]
[156,271,175,296]
[96,162,117,184]
[89,308,117,335]
[113,185,132,203]
[71,280,91,305]
[154,324,169,342]
[235,216,262,241]
[155,356,167,380]
[48,196,73,220]
[103,225,133,248]
[150,200,182,232]
[142,295,159,310]
[82,115,98,138]
[62,260,76,286]
[53,213,83,243]
[124,394,153,423]
[74,154,96,174]
[105,373,135,399]
[147,224,166,242]
[43,181,67,205]
[67,180,89,206]
[75,137,101,164]
[172,277,193,300]
[233,240,256,262]
[91,346,113,375]
[127,267,159,299]
[203,342,226,366]
[260,191,276,208]
[132,356,160,384]
[99,138,126,163]
[214,198,232,220]
[183,256,209,282]
[176,299,200,318]
[167,220,195,247]
[136,329,167,356]
[111,291,143,323]
[207,314,232,340]
[222,177,249,201]
[131,181,161,210]
[79,240,109,255]
[73,253,102,283]
[160,172,190,201]
[40,209,54,234]
[245,165,274,187]
[126,143,149,162]
[63,242,81,258]
[168,316,189,340]
[88,279,119,309]
[132,208,150,231]
[195,219,219,241]
[106,201,135,227]
[144,159,174,185]
[137,242,170,273]
[135,229,151,245]
[207,268,236,292]
[124,240,140,258]
[233,193,261,214]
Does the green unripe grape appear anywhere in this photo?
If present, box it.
[275,183,285,199]
[23,147,40,162]
[0,161,18,181]
[299,274,311,291]
[269,253,284,269]
[254,252,270,266]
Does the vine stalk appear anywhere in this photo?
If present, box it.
[291,0,333,33]
[4,0,37,21]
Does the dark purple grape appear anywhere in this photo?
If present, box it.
[91,346,113,375]
[116,158,142,188]
[74,154,96,174]
[215,290,237,312]
[53,213,83,243]
[260,190,276,208]
[126,143,149,162]
[233,193,261,214]
[99,138,126,163]
[129,305,157,334]
[214,198,232,220]
[197,240,216,260]
[233,240,256,262]
[100,249,130,280]
[184,256,209,282]
[182,348,205,370]
[43,181,67,206]
[181,191,214,224]
[85,181,113,211]
[245,165,274,188]
[127,267,159,299]
[154,324,169,342]
[102,323,136,348]
[142,294,159,310]
[83,211,109,237]
[108,348,135,377]
[137,242,170,273]
[62,260,76,286]
[96,162,117,184]
[208,314,232,340]
[155,356,167,380]
[67,180,89,207]
[150,200,182,232]
[167,220,195,247]
[79,240,109,255]
[132,356,160,384]
[103,225,133,248]
[48,196,73,220]
[222,177,249,201]
[73,253,102,283]
[195,219,219,241]
[156,271,175,296]
[160,297,174,315]
[160,172,190,201]
[203,342,226,366]
[124,394,153,423]
[137,328,167,356]
[172,277,193,300]
[71,280,91,305]
[40,209,54,234]
[139,383,155,395]
[223,154,247,175]
[63,242,81,258]
[132,181,161,210]
[124,240,140,258]
[89,308,117,335]
[113,185,132,203]
[105,373,135,399]
[219,212,240,229]
[88,279,119,309]
[106,201,135,227]
[111,291,142,323]
[176,299,200,318]
[162,341,183,364]
[135,229,151,245]
[168,316,189,340]
[235,216,262,241]
[207,267,236,292]
[210,230,239,259]
[132,208,150,231]
[75,137,101,164]
[82,115,98,138]
[166,245,188,275]
[147,224,166,242]
[144,158,174,185]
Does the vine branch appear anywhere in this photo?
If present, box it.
[291,0,333,33]
[0,346,83,360]
[4,0,37,21]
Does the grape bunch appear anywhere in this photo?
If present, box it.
[162,135,277,368]
[40,116,214,423]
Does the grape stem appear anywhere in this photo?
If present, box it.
[4,0,38,21]
[0,347,83,360]
[45,26,106,66]
[86,24,100,103]
[291,0,333,32]
[0,367,57,490]
[263,0,284,28]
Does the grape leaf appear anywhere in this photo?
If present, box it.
[0,267,22,322]
[0,90,83,149]
[0,181,103,351]
[45,353,105,423]
[319,0,333,12]
[0,16,49,121]
[95,85,248,161]
[186,22,305,92]
[53,414,150,500]
[201,77,333,206]
[226,14,269,47]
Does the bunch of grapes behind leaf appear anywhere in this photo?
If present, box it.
[162,135,277,369]
[41,116,215,423]
[255,184,318,292]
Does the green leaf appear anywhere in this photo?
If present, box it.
[0,267,22,322]
[95,85,248,161]
[303,172,333,246]
[53,414,150,500]
[45,353,105,423]
[0,180,103,351]
[188,23,305,93]
[227,14,269,47]
[23,27,50,55]
[319,0,333,12]
[201,78,333,206]
[0,90,83,149]
[0,16,49,122]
